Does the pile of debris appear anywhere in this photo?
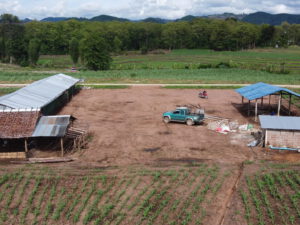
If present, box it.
[207,119,257,134]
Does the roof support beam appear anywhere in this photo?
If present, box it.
[255,99,258,122]
[248,100,250,116]
[277,92,282,116]
[60,138,64,157]
[289,94,292,115]
[24,138,28,153]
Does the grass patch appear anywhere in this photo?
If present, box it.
[79,85,129,89]
[164,85,243,89]
[0,87,20,96]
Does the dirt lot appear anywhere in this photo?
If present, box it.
[0,87,299,225]
[59,87,261,167]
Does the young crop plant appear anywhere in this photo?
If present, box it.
[13,173,33,216]
[73,181,96,223]
[19,176,43,225]
[284,171,299,192]
[43,178,59,221]
[255,176,275,224]
[5,173,23,209]
[0,174,10,187]
[246,176,265,225]
[32,183,50,224]
[93,203,115,225]
[128,180,156,211]
[83,189,104,224]
[66,176,90,220]
[240,190,252,222]
[52,187,71,220]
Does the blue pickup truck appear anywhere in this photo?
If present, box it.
[162,107,205,126]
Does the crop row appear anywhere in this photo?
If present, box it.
[241,170,300,225]
[0,165,229,225]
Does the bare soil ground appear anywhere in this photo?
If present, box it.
[60,87,258,167]
[1,87,299,225]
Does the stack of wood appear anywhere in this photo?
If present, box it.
[66,126,88,151]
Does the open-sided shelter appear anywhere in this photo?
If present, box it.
[0,108,75,156]
[236,82,300,121]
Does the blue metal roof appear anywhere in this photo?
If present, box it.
[259,115,300,130]
[235,82,300,100]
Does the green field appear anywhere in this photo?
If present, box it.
[0,164,229,225]
[0,68,299,85]
[240,169,300,225]
[0,48,300,84]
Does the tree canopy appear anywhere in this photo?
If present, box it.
[2,13,300,67]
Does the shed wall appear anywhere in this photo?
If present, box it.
[266,129,300,148]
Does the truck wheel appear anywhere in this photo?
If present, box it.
[163,116,170,124]
[186,119,194,126]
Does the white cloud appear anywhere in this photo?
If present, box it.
[272,4,293,14]
[0,0,299,20]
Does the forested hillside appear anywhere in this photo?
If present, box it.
[242,12,300,25]
[1,13,300,67]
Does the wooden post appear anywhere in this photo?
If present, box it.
[265,130,268,147]
[277,92,282,116]
[269,95,271,109]
[261,97,264,108]
[255,99,258,122]
[24,139,28,153]
[288,94,292,115]
[248,100,250,116]
[242,96,244,104]
[60,138,64,157]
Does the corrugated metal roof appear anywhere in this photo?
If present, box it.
[32,115,72,137]
[0,74,79,109]
[259,115,300,130]
[236,82,300,100]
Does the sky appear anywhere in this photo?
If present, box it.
[0,0,299,20]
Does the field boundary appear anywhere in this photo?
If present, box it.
[1,83,300,88]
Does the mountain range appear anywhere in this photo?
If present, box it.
[22,12,300,25]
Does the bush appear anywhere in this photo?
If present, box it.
[215,62,230,68]
[140,46,148,55]
[81,35,112,71]
[198,63,213,69]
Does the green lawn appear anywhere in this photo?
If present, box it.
[0,48,300,84]
[0,68,299,84]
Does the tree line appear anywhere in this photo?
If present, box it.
[1,13,300,70]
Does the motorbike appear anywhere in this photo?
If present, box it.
[199,90,208,99]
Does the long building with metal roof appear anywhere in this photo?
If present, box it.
[0,74,80,112]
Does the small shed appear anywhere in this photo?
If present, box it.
[259,115,300,149]
[0,109,76,157]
